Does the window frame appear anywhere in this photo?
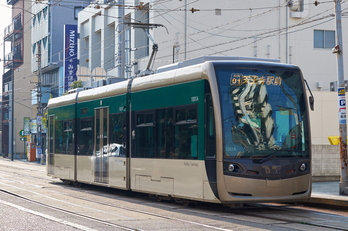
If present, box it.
[109,113,127,157]
[314,29,335,49]
[78,117,94,156]
[135,110,155,158]
[133,104,199,160]
[173,105,199,159]
[54,119,74,155]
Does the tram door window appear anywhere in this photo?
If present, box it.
[79,118,93,155]
[174,107,198,159]
[49,116,54,154]
[48,116,54,174]
[94,108,109,184]
[135,112,154,158]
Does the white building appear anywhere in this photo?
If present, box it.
[78,0,348,180]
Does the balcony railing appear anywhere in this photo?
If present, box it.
[4,49,22,69]
[4,15,22,40]
[5,52,13,62]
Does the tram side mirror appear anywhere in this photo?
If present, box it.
[304,79,314,111]
[309,96,314,111]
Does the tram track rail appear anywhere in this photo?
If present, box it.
[0,188,142,231]
[232,204,348,231]
[0,181,233,231]
[2,180,347,231]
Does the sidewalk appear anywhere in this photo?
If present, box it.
[310,181,348,207]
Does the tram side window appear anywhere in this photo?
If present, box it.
[110,114,125,157]
[55,120,74,154]
[155,109,174,158]
[174,108,198,159]
[79,118,93,155]
[135,113,154,158]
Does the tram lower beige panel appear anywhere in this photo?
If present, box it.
[135,175,174,194]
[131,159,217,202]
[223,174,311,199]
[76,156,94,183]
[54,154,75,180]
[76,156,128,189]
[108,157,127,189]
[203,181,218,201]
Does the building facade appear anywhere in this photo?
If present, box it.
[77,0,346,90]
[2,0,33,158]
[1,0,90,158]
[31,0,90,97]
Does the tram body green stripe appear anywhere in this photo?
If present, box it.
[131,81,205,111]
[48,104,76,120]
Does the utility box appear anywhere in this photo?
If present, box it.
[28,136,36,162]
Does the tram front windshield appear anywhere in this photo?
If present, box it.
[215,65,309,159]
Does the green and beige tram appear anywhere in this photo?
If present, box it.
[47,56,311,205]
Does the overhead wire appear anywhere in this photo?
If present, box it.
[1,0,347,102]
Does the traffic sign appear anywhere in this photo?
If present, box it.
[20,137,27,141]
[37,115,42,125]
[19,129,24,137]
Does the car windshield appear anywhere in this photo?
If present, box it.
[215,64,310,159]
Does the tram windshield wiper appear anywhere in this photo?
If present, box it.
[258,150,285,164]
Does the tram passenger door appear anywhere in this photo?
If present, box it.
[94,108,109,184]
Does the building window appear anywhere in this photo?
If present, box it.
[314,30,335,49]
[74,6,84,20]
[134,3,149,59]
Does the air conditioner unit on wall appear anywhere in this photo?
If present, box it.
[330,81,337,92]
[330,81,348,92]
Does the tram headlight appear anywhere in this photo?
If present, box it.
[299,163,307,172]
[228,164,235,172]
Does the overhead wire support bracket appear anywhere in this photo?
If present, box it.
[123,22,169,34]
[123,23,168,76]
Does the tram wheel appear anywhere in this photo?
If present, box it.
[61,179,71,185]
[73,181,82,187]
[182,200,190,206]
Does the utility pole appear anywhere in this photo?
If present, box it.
[10,34,14,161]
[118,0,125,79]
[334,0,348,195]
[184,0,187,60]
[37,42,43,164]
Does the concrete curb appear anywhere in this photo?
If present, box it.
[309,194,348,208]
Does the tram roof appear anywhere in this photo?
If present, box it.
[47,92,78,108]
[156,56,280,74]
[77,79,130,103]
[131,63,204,92]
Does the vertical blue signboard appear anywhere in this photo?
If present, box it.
[64,24,78,92]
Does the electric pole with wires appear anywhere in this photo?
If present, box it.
[334,0,348,195]
[36,41,43,164]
